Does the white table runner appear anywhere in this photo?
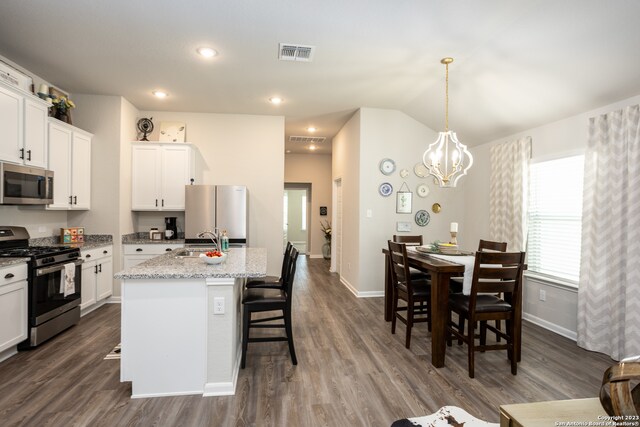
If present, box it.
[428,254,476,295]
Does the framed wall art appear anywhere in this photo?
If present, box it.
[396,182,412,214]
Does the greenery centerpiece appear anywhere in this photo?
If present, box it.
[52,96,75,123]
[321,220,331,259]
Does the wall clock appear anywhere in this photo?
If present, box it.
[379,158,396,175]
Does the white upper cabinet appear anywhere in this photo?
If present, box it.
[131,143,194,211]
[47,119,92,210]
[0,81,48,168]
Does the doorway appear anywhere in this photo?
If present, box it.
[284,184,311,255]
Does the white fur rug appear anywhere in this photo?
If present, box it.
[391,406,498,427]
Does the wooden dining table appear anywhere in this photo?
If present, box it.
[381,247,523,369]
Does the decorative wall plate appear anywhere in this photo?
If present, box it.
[415,209,430,226]
[379,182,393,197]
[432,202,441,213]
[414,162,429,178]
[416,183,430,198]
[400,168,409,178]
[379,158,396,175]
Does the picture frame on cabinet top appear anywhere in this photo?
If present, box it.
[159,121,186,143]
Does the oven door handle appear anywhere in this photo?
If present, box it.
[36,259,84,276]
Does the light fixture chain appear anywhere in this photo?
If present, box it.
[445,62,449,131]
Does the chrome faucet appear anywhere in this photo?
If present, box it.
[197,228,219,249]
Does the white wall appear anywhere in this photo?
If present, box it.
[463,93,640,339]
[285,153,332,257]
[140,111,285,276]
[332,110,361,291]
[357,108,466,295]
[285,189,307,249]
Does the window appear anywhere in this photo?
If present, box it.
[527,154,584,284]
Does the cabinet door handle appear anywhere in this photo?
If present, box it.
[4,273,14,279]
[94,265,98,274]
[103,250,108,254]
[165,248,172,252]
[98,264,102,273]
[162,199,165,207]
[69,196,73,205]
[19,148,24,160]
[155,199,158,207]
[136,248,143,252]
[27,150,32,161]
[85,254,91,258]
[74,196,77,205]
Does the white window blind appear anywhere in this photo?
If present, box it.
[527,155,584,283]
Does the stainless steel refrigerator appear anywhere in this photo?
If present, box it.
[185,185,248,246]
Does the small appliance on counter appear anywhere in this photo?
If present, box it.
[164,217,178,240]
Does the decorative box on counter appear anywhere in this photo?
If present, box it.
[61,227,84,243]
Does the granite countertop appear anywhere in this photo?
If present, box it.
[0,258,29,268]
[30,234,113,251]
[115,247,267,280]
[122,232,185,245]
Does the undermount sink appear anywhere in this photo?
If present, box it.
[173,248,216,258]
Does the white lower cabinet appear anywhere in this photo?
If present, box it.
[80,245,113,315]
[0,263,28,354]
[123,243,183,268]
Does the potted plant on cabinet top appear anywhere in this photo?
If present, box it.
[52,96,75,124]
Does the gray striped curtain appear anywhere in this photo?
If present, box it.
[577,104,640,360]
[489,136,532,252]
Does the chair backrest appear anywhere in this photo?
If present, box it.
[280,242,294,281]
[478,239,507,252]
[468,251,526,314]
[388,240,416,293]
[393,235,423,246]
[284,247,299,305]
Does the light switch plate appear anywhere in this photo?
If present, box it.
[396,221,412,232]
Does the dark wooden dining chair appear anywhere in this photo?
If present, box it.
[451,239,508,342]
[393,235,429,281]
[245,242,293,290]
[241,247,299,369]
[447,250,525,378]
[388,241,431,349]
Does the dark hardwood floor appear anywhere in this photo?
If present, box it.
[0,257,613,426]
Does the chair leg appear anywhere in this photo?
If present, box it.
[427,299,432,332]
[457,317,465,345]
[284,308,297,365]
[506,319,513,361]
[447,311,453,347]
[241,308,251,369]
[405,300,413,349]
[391,292,398,335]
[480,320,487,352]
[468,320,475,378]
[495,320,502,342]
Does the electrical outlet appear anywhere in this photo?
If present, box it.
[539,289,546,301]
[214,297,225,314]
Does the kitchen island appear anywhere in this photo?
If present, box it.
[114,247,266,398]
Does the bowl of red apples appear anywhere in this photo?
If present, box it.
[199,250,227,265]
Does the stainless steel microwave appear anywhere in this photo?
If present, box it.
[0,163,54,205]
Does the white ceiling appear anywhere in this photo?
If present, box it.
[1,1,640,154]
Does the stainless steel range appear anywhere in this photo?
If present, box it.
[0,226,82,348]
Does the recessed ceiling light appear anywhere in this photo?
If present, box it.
[152,90,168,98]
[307,127,317,132]
[197,47,217,58]
[309,145,317,151]
[269,97,283,105]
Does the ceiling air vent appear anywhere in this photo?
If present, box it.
[289,136,326,144]
[279,43,315,62]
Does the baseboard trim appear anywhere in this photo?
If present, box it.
[106,296,121,303]
[0,346,17,363]
[203,347,241,396]
[338,277,384,298]
[523,313,577,341]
